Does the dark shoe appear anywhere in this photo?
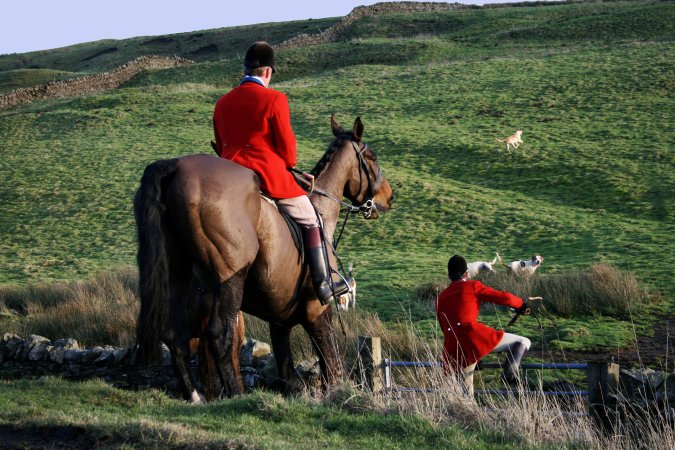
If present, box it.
[501,342,527,383]
[304,227,353,305]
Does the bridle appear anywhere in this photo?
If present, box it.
[295,139,382,222]
[351,140,384,214]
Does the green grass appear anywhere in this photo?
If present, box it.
[0,377,522,449]
[0,68,84,93]
[2,42,672,290]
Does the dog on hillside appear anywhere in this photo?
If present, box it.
[467,252,502,278]
[496,129,523,151]
[506,255,543,275]
[336,262,356,311]
[336,278,356,311]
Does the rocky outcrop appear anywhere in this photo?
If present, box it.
[0,56,193,110]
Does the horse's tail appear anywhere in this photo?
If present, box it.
[134,158,180,365]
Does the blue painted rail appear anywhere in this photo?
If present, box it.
[358,337,617,430]
[383,358,590,396]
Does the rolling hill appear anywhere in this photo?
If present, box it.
[0,0,672,331]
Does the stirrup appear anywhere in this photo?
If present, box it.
[331,269,353,296]
[316,278,352,305]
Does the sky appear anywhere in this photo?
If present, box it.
[0,0,524,55]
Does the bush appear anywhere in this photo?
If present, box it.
[474,264,653,318]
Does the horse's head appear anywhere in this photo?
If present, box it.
[313,115,393,219]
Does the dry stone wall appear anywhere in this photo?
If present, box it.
[0,333,320,396]
[276,2,467,49]
[0,56,193,110]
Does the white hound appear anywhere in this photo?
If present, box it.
[467,252,502,278]
[506,255,544,275]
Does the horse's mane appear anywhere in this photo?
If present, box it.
[310,133,353,177]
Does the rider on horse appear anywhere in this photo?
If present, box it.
[212,41,352,305]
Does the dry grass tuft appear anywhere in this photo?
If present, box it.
[1,269,138,347]
[474,264,654,318]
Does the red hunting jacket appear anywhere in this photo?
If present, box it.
[436,279,524,369]
[213,80,306,199]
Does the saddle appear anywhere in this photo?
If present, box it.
[261,194,303,260]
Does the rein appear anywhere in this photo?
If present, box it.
[289,167,371,216]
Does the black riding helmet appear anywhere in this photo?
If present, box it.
[447,255,468,280]
[244,41,276,73]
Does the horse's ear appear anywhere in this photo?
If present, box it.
[353,116,364,142]
[331,114,342,137]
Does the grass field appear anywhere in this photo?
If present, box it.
[0,1,673,447]
[0,376,605,449]
[1,0,672,336]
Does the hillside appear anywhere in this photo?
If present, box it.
[0,17,339,75]
[0,0,672,318]
[0,69,82,93]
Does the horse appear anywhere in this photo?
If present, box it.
[133,115,394,402]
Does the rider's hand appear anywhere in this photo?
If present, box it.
[302,172,315,182]
[516,302,530,315]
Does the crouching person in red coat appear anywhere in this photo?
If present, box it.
[436,255,531,396]
[212,41,352,304]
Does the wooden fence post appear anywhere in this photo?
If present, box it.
[358,336,383,393]
[587,362,620,433]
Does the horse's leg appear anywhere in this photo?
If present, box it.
[199,310,243,399]
[269,322,301,394]
[207,269,247,397]
[303,308,342,390]
[166,262,205,403]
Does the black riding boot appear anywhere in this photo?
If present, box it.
[501,342,527,384]
[304,226,352,305]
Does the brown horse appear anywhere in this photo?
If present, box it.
[134,115,393,402]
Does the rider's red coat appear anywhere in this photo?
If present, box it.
[213,81,306,199]
[436,279,524,369]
